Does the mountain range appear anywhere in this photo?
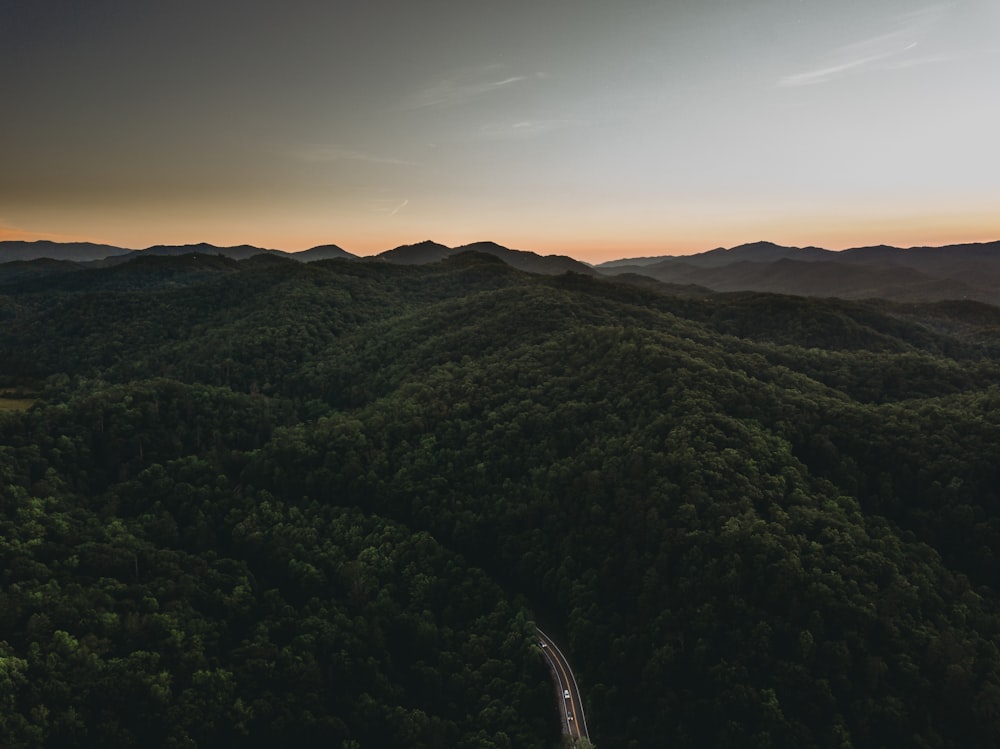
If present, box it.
[0,238,593,277]
[2,237,999,303]
[597,240,1000,304]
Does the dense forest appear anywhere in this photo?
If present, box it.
[3,250,1000,747]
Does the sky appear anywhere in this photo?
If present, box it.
[1,0,998,263]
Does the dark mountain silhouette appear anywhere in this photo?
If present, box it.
[452,240,596,275]
[136,243,362,264]
[377,240,455,265]
[599,240,1000,304]
[694,258,981,300]
[138,243,277,260]
[835,241,1000,288]
[5,237,999,302]
[598,255,671,268]
[292,244,358,262]
[839,241,1000,267]
[377,239,596,275]
[0,240,360,266]
[601,240,835,270]
[0,240,131,263]
[686,240,834,267]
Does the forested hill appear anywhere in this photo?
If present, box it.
[3,251,1000,748]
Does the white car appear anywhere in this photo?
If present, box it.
[564,690,570,699]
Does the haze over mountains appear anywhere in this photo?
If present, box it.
[3,238,1000,303]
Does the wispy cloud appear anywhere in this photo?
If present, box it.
[476,119,575,139]
[779,4,953,87]
[290,145,417,167]
[407,67,546,108]
[364,196,412,217]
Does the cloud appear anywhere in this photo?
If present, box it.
[407,68,546,108]
[290,145,417,167]
[476,119,575,139]
[779,4,953,87]
[364,197,411,217]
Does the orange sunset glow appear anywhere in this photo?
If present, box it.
[2,2,998,263]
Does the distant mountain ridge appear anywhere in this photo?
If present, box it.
[0,240,133,263]
[597,240,1000,304]
[0,240,353,265]
[0,238,596,277]
[138,243,276,260]
[3,237,999,302]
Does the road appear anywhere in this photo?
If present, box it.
[536,627,590,741]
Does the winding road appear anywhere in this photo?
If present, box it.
[536,627,590,741]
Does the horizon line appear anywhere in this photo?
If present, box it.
[4,235,1000,264]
